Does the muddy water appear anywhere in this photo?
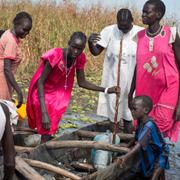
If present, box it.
[165,135,180,180]
[58,113,107,135]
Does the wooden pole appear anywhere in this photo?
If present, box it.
[23,158,82,180]
[15,156,45,180]
[71,162,95,173]
[14,127,37,133]
[13,127,37,135]
[13,131,36,135]
[152,168,165,180]
[113,37,123,144]
[76,130,134,141]
[15,145,34,153]
[45,140,129,153]
[83,171,98,180]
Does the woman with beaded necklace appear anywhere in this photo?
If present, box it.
[129,0,180,142]
[26,32,119,142]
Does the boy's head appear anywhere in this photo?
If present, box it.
[131,95,153,119]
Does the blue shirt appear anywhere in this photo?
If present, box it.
[135,118,169,177]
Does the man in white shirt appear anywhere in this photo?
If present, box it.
[88,8,143,133]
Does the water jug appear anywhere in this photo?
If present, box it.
[91,130,120,170]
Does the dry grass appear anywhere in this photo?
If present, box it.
[0,0,142,77]
[0,0,176,115]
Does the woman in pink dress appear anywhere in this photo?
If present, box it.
[129,0,180,142]
[0,11,32,108]
[27,32,119,142]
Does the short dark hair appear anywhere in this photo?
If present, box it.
[68,31,87,45]
[145,0,166,19]
[133,95,153,113]
[13,11,32,25]
[117,8,133,23]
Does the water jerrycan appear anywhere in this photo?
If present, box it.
[91,130,120,170]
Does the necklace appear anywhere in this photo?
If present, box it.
[64,49,76,90]
[146,25,162,37]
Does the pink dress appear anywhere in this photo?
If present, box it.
[136,26,180,142]
[27,48,86,135]
[0,30,21,99]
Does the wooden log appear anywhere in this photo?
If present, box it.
[14,127,37,133]
[95,120,124,129]
[71,162,95,172]
[13,131,36,135]
[76,130,103,138]
[152,168,165,180]
[96,120,110,126]
[15,146,34,153]
[76,130,134,141]
[45,140,130,153]
[15,156,45,180]
[23,158,82,180]
[84,171,98,180]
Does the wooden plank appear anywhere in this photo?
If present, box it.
[76,130,134,141]
[14,127,37,133]
[13,131,35,135]
[71,162,95,172]
[23,158,82,180]
[15,156,45,180]
[152,168,165,180]
[45,140,130,153]
[15,146,34,153]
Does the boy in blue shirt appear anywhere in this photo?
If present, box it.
[118,95,169,179]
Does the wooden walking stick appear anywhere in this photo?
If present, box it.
[112,37,123,144]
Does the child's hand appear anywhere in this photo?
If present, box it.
[42,112,50,130]
[116,155,128,168]
[107,86,120,94]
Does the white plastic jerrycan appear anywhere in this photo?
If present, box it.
[91,130,120,170]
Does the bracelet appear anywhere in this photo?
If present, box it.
[104,87,109,94]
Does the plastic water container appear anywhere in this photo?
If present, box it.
[14,100,27,121]
[92,131,120,170]
[24,134,41,147]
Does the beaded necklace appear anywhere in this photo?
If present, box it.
[146,26,162,52]
[64,49,76,90]
[146,25,162,37]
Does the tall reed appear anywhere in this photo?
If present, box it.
[0,0,176,115]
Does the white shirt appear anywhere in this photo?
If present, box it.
[97,24,143,122]
[0,100,18,140]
